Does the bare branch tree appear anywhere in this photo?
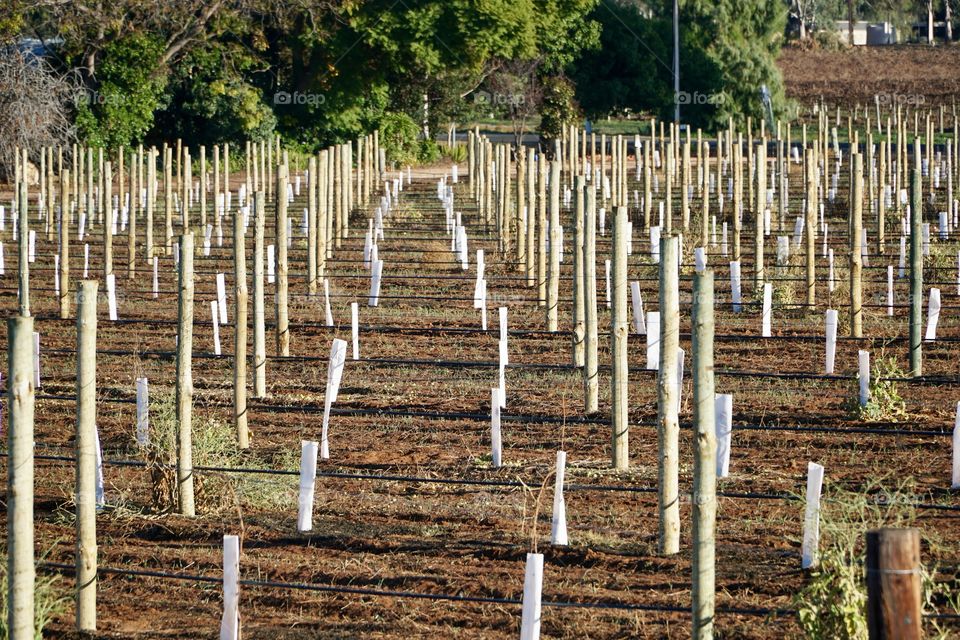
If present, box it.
[0,47,77,181]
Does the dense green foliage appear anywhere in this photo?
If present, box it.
[74,33,169,148]
[9,0,805,155]
[571,0,787,131]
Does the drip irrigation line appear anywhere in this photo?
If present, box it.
[23,390,959,439]
[36,562,796,617]
[31,346,960,387]
[14,452,960,512]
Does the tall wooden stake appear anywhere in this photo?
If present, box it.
[59,170,71,318]
[7,315,35,640]
[611,206,629,469]
[584,185,599,414]
[691,270,716,639]
[909,139,923,376]
[658,235,680,555]
[276,162,290,356]
[547,160,561,331]
[253,192,267,397]
[176,233,195,516]
[866,528,922,639]
[75,280,98,632]
[235,189,249,449]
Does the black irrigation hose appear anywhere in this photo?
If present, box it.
[29,392,953,438]
[14,453,960,512]
[30,345,960,386]
[36,562,796,617]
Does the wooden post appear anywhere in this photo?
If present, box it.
[340,143,350,241]
[176,233,195,517]
[213,144,220,230]
[16,179,29,317]
[235,189,249,449]
[664,141,673,235]
[691,269,716,640]
[701,149,710,247]
[105,161,113,280]
[307,156,318,296]
[866,528,922,640]
[547,160,561,331]
[850,152,863,337]
[181,146,190,231]
[537,155,547,305]
[516,149,526,268]
[253,193,267,397]
[611,206,629,469]
[318,151,327,277]
[805,149,817,307]
[128,149,138,279]
[682,140,691,231]
[59,170,71,318]
[165,146,173,255]
[572,176,585,367]
[658,234,680,555]
[86,148,95,228]
[733,135,742,261]
[526,147,536,285]
[326,147,335,259]
[146,148,155,260]
[754,142,766,288]
[909,139,923,376]
[199,145,207,229]
[75,280,98,632]
[584,185,599,414]
[7,315,35,640]
[333,145,342,247]
[276,162,290,356]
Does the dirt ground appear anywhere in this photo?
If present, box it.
[1,126,960,637]
[778,43,960,108]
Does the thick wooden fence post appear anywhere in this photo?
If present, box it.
[611,206,629,469]
[658,234,680,555]
[7,315,35,639]
[850,152,863,337]
[584,185,599,414]
[909,139,923,376]
[105,161,113,279]
[176,233,196,516]
[146,148,155,261]
[691,269,716,640]
[76,280,98,632]
[547,160,561,330]
[307,155,318,296]
[128,149,138,280]
[866,528,921,640]
[755,142,766,289]
[805,148,816,307]
[276,163,290,356]
[235,189,250,449]
[572,176,585,367]
[253,193,267,397]
[60,169,71,318]
[18,180,29,316]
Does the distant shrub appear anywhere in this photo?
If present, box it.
[447,143,467,163]
[418,139,442,164]
[378,111,421,167]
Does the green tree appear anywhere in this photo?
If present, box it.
[570,0,787,129]
[74,33,168,147]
